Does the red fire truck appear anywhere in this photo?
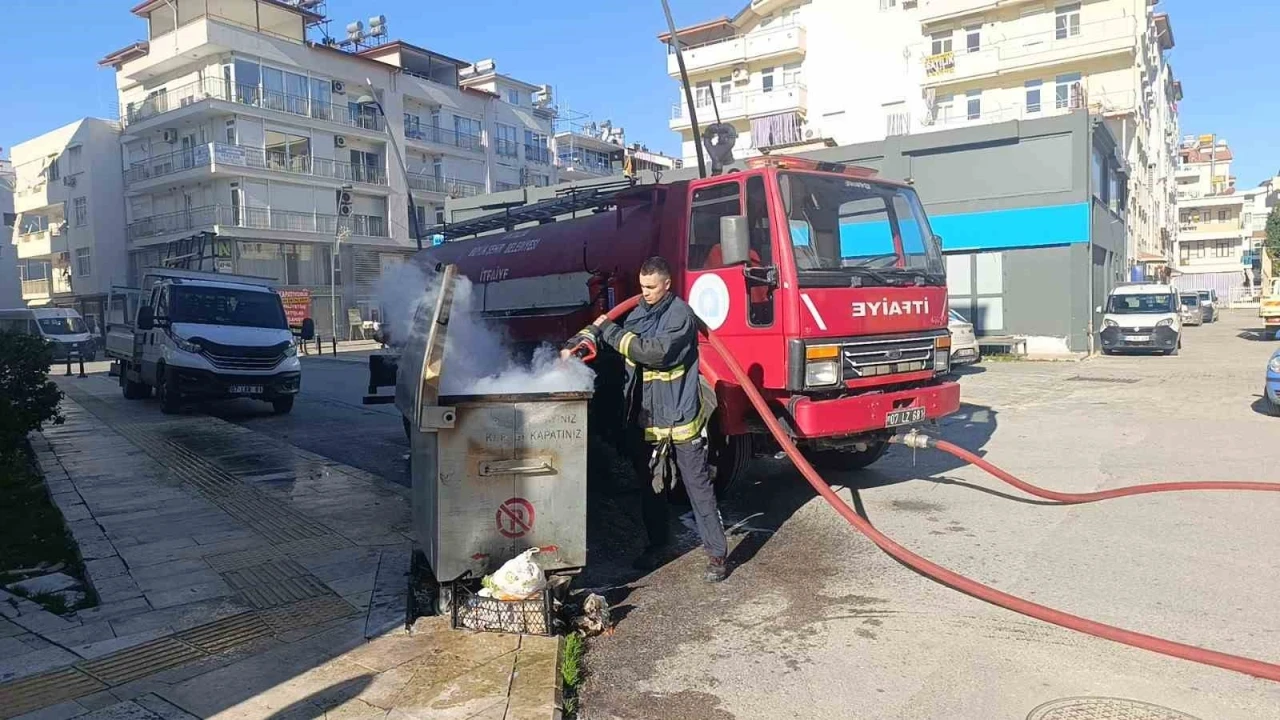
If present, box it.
[367,156,960,493]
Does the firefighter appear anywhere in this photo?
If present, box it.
[565,256,729,582]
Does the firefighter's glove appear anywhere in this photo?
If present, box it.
[563,326,600,362]
[649,439,676,495]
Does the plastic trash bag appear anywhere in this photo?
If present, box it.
[486,548,547,601]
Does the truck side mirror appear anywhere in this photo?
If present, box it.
[300,318,316,341]
[719,215,750,266]
[1094,305,1102,314]
[137,305,155,331]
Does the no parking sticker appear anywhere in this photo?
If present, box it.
[496,498,535,539]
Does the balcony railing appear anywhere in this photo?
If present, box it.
[123,143,389,186]
[127,205,389,241]
[406,173,484,198]
[922,16,1138,83]
[666,22,805,75]
[21,279,49,298]
[922,88,1136,130]
[671,83,808,125]
[403,124,484,152]
[495,139,520,158]
[558,152,613,176]
[120,77,386,132]
[524,145,551,164]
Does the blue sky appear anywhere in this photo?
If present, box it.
[2,0,1276,186]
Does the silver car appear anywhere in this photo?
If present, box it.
[1179,294,1203,326]
[949,309,981,366]
[1195,289,1219,323]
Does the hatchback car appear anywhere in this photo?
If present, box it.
[1179,293,1203,326]
[1265,349,1280,416]
[948,309,981,366]
[1195,289,1219,323]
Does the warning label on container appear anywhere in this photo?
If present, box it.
[496,498,535,539]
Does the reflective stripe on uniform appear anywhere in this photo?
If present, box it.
[618,331,639,358]
[642,365,686,383]
[643,404,708,443]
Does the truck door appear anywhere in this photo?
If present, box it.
[683,174,785,391]
[140,285,168,384]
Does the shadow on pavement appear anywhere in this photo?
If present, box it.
[1251,395,1279,418]
[263,674,375,720]
[1237,328,1279,342]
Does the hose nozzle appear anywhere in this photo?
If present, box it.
[891,429,935,450]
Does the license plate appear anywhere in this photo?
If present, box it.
[885,407,926,428]
[229,385,264,395]
[1124,335,1149,342]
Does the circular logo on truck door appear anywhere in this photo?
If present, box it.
[689,274,731,331]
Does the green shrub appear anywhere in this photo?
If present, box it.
[0,331,63,458]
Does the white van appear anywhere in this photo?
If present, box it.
[0,307,96,361]
[1098,283,1182,356]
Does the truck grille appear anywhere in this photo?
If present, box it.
[842,336,936,378]
[198,340,289,371]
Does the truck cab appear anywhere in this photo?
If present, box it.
[107,269,314,415]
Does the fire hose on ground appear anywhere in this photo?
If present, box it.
[577,294,1280,683]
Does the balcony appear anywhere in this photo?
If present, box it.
[119,77,385,135]
[404,124,484,154]
[14,228,69,260]
[126,205,389,244]
[406,174,484,198]
[20,275,73,301]
[123,143,389,192]
[921,88,1135,132]
[558,151,614,178]
[671,84,807,130]
[1178,219,1243,240]
[921,16,1137,87]
[666,24,806,76]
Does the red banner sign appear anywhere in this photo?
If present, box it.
[277,289,312,328]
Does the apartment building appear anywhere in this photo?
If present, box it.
[98,0,556,337]
[0,160,20,308]
[916,0,1180,276]
[9,120,126,331]
[1172,135,1250,295]
[555,119,681,182]
[661,0,924,164]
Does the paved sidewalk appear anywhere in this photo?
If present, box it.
[0,377,560,720]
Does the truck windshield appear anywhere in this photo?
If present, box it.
[170,286,288,329]
[37,317,86,335]
[778,172,945,286]
[1108,293,1175,313]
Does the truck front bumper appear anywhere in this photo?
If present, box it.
[785,380,961,439]
[171,368,301,400]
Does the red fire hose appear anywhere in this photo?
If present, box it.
[590,295,1280,682]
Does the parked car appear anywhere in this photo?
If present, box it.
[1265,348,1280,416]
[0,307,97,361]
[1098,283,1182,355]
[948,309,981,367]
[1179,293,1203,326]
[1195,289,1219,323]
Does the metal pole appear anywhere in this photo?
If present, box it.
[661,0,708,179]
[364,80,423,250]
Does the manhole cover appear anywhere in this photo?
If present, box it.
[1028,697,1203,720]
[1067,376,1141,384]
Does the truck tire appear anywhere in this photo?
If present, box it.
[120,363,150,400]
[271,396,295,415]
[157,365,182,415]
[709,431,750,497]
[805,440,890,474]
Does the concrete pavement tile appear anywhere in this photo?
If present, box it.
[84,558,128,582]
[76,691,125,712]
[408,621,521,667]
[128,695,198,720]
[0,618,24,637]
[144,581,233,610]
[74,700,172,719]
[90,576,143,605]
[341,592,372,612]
[68,628,172,661]
[0,646,81,682]
[504,639,559,720]
[108,597,251,638]
[59,504,94,522]
[461,704,508,720]
[51,493,84,512]
[342,631,460,674]
[72,599,152,625]
[323,698,389,720]
[78,539,121,562]
[10,700,89,720]
[190,529,258,546]
[0,635,33,656]
[300,550,382,583]
[115,540,198,569]
[18,633,56,651]
[125,560,211,585]
[44,622,117,649]
[389,652,516,720]
[346,663,416,710]
[172,652,373,719]
[137,636,282,687]
[133,569,224,594]
[324,573,376,599]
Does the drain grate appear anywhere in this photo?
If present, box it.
[76,637,204,686]
[1028,697,1203,720]
[176,612,273,654]
[1067,375,1141,384]
[0,668,106,720]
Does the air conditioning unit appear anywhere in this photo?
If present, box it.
[62,176,77,188]
[338,204,353,217]
[731,65,750,84]
[162,128,178,143]
[338,190,354,205]
[334,135,348,148]
[332,79,346,94]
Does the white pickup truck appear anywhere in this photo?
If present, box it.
[106,268,315,415]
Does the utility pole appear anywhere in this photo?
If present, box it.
[333,184,353,343]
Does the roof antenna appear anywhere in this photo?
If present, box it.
[661,0,707,179]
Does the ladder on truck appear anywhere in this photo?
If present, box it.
[425,179,657,242]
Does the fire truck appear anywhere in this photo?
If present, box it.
[366,156,961,493]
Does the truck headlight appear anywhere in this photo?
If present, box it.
[1156,318,1174,328]
[1269,355,1280,374]
[173,335,202,353]
[804,345,841,387]
[284,342,298,357]
[1104,319,1119,328]
[935,335,951,374]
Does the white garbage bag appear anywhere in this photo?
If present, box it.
[486,548,547,601]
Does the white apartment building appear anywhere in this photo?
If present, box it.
[555,119,681,182]
[0,160,20,308]
[9,119,126,331]
[98,0,556,337]
[1172,135,1250,291]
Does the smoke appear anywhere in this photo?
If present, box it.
[374,262,596,396]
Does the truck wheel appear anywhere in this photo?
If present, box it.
[157,365,182,415]
[709,431,750,497]
[805,440,890,474]
[271,396,295,415]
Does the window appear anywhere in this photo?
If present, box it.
[507,89,521,105]
[1091,146,1107,203]
[265,130,311,174]
[524,130,550,164]
[745,176,775,326]
[966,91,981,120]
[687,182,741,271]
[762,67,775,93]
[1179,244,1190,264]
[1056,72,1082,109]
[1214,240,1232,258]
[934,94,954,122]
[225,119,237,144]
[74,197,88,227]
[76,247,91,277]
[67,146,83,175]
[880,0,896,8]
[931,31,953,56]
[45,156,60,182]
[454,116,483,149]
[1055,3,1081,40]
[965,25,981,53]
[233,58,259,103]
[719,76,732,104]
[349,149,381,183]
[695,81,713,107]
[1217,209,1228,222]
[495,124,518,157]
[1025,80,1043,113]
[1192,241,1206,259]
[782,62,802,87]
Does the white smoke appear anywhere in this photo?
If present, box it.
[374,262,596,396]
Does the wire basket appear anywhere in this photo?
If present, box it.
[451,584,554,636]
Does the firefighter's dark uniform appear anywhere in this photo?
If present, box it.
[592,293,728,560]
